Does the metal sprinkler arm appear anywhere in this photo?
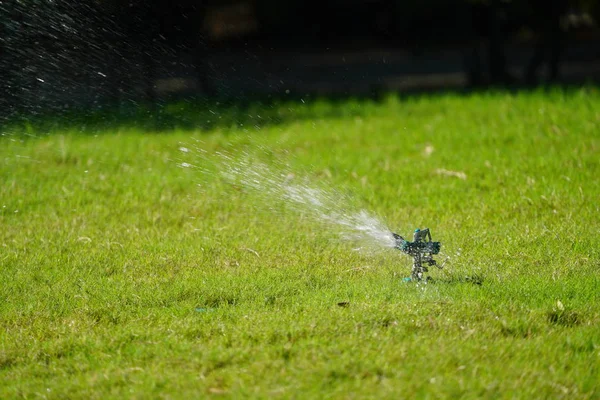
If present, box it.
[413,228,432,242]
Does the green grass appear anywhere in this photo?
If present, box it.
[1,88,599,399]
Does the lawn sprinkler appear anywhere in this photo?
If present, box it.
[393,228,442,281]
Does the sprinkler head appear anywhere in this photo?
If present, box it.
[392,228,442,281]
[392,231,440,256]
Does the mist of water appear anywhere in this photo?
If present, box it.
[180,144,397,252]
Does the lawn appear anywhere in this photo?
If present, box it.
[1,88,599,399]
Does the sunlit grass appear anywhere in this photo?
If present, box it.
[1,88,599,398]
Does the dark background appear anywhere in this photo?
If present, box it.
[2,0,600,120]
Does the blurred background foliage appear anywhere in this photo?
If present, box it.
[1,0,599,121]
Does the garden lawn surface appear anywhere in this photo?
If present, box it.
[1,88,600,399]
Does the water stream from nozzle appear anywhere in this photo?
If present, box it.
[181,144,397,252]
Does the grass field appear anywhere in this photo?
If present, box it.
[1,88,599,399]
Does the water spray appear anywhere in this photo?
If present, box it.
[183,145,448,281]
[392,228,442,281]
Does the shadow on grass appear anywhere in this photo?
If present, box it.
[429,273,485,286]
[2,84,597,138]
[2,93,383,137]
[547,308,582,327]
